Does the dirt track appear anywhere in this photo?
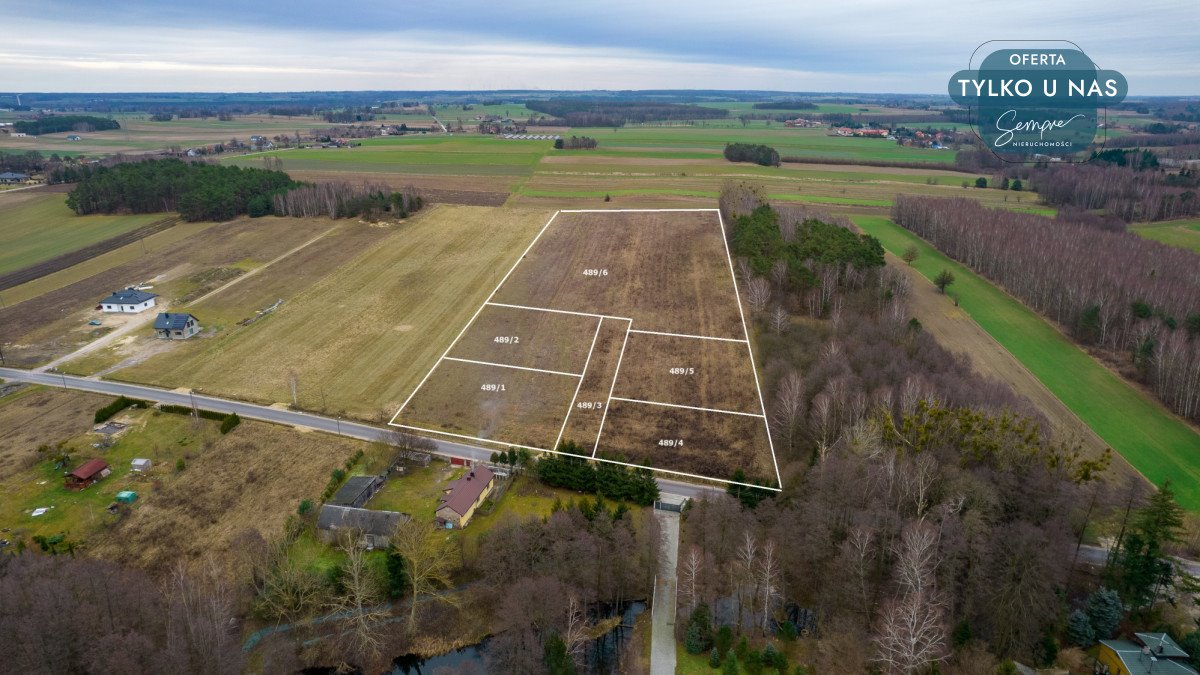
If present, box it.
[891,252,1137,480]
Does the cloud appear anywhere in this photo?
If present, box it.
[2,2,1197,94]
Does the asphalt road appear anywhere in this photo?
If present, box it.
[0,367,720,499]
[651,510,681,675]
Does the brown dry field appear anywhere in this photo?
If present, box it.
[889,251,1127,475]
[0,217,337,367]
[88,420,364,576]
[558,317,632,450]
[394,359,581,450]
[491,210,744,337]
[447,303,601,374]
[285,169,510,205]
[0,386,110,480]
[613,332,761,414]
[596,399,775,484]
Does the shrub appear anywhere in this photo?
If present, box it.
[975,177,988,188]
[722,654,738,675]
[685,624,710,655]
[219,412,241,434]
[175,458,186,472]
[724,143,781,167]
[297,499,314,516]
[715,625,734,656]
[1067,609,1095,646]
[94,396,145,423]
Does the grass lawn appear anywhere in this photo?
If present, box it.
[370,462,466,517]
[0,192,166,276]
[851,215,1200,508]
[1131,219,1200,254]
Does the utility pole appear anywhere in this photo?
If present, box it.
[189,388,199,418]
[336,416,342,436]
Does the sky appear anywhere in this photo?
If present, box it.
[1,0,1198,95]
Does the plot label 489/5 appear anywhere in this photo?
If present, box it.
[668,366,696,375]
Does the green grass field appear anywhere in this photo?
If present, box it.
[1131,219,1200,253]
[851,215,1200,509]
[0,193,166,276]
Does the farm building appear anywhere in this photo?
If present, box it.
[131,458,152,472]
[66,134,82,141]
[65,458,110,491]
[99,288,157,313]
[436,465,494,529]
[1097,633,1198,675]
[153,312,201,339]
[0,171,29,184]
[329,475,384,508]
[317,505,409,549]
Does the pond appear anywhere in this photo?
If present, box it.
[389,601,647,675]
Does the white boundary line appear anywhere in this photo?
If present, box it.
[391,421,781,492]
[716,209,783,489]
[442,356,582,379]
[390,211,563,422]
[592,317,633,457]
[609,396,764,418]
[486,301,625,322]
[628,328,746,344]
[552,317,605,452]
[390,208,784,492]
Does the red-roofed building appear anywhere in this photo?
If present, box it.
[436,465,495,529]
[66,458,110,491]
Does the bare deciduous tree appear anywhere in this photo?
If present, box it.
[391,519,458,626]
[332,533,389,661]
[680,545,704,614]
[770,305,789,334]
[747,277,771,313]
[772,369,804,452]
[757,541,782,634]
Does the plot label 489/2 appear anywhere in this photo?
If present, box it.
[493,336,520,344]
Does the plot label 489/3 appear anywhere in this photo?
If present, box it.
[576,400,604,410]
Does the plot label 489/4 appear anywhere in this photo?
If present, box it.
[658,438,684,447]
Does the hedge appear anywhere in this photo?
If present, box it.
[94,396,147,423]
[159,403,240,433]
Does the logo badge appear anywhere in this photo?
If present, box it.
[949,42,1127,162]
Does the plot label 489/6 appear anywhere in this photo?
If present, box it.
[582,268,609,277]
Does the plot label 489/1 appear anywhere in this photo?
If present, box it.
[582,268,609,277]
[493,336,520,344]
[481,383,506,392]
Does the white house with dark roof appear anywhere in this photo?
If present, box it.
[99,288,157,313]
[153,312,200,339]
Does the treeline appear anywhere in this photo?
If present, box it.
[0,150,51,173]
[271,182,423,220]
[728,201,884,283]
[684,184,1111,672]
[782,155,976,173]
[524,99,727,126]
[63,159,299,222]
[892,195,1200,422]
[13,115,120,135]
[723,143,780,167]
[536,444,660,506]
[0,554,243,673]
[752,100,817,110]
[553,135,598,150]
[1031,163,1199,221]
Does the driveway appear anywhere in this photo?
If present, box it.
[651,507,681,675]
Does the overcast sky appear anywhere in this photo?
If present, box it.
[1,0,1197,95]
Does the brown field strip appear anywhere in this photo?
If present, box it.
[490,210,743,338]
[612,331,760,414]
[395,359,582,450]
[447,303,600,373]
[596,399,774,482]
[392,209,779,488]
[557,317,632,451]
